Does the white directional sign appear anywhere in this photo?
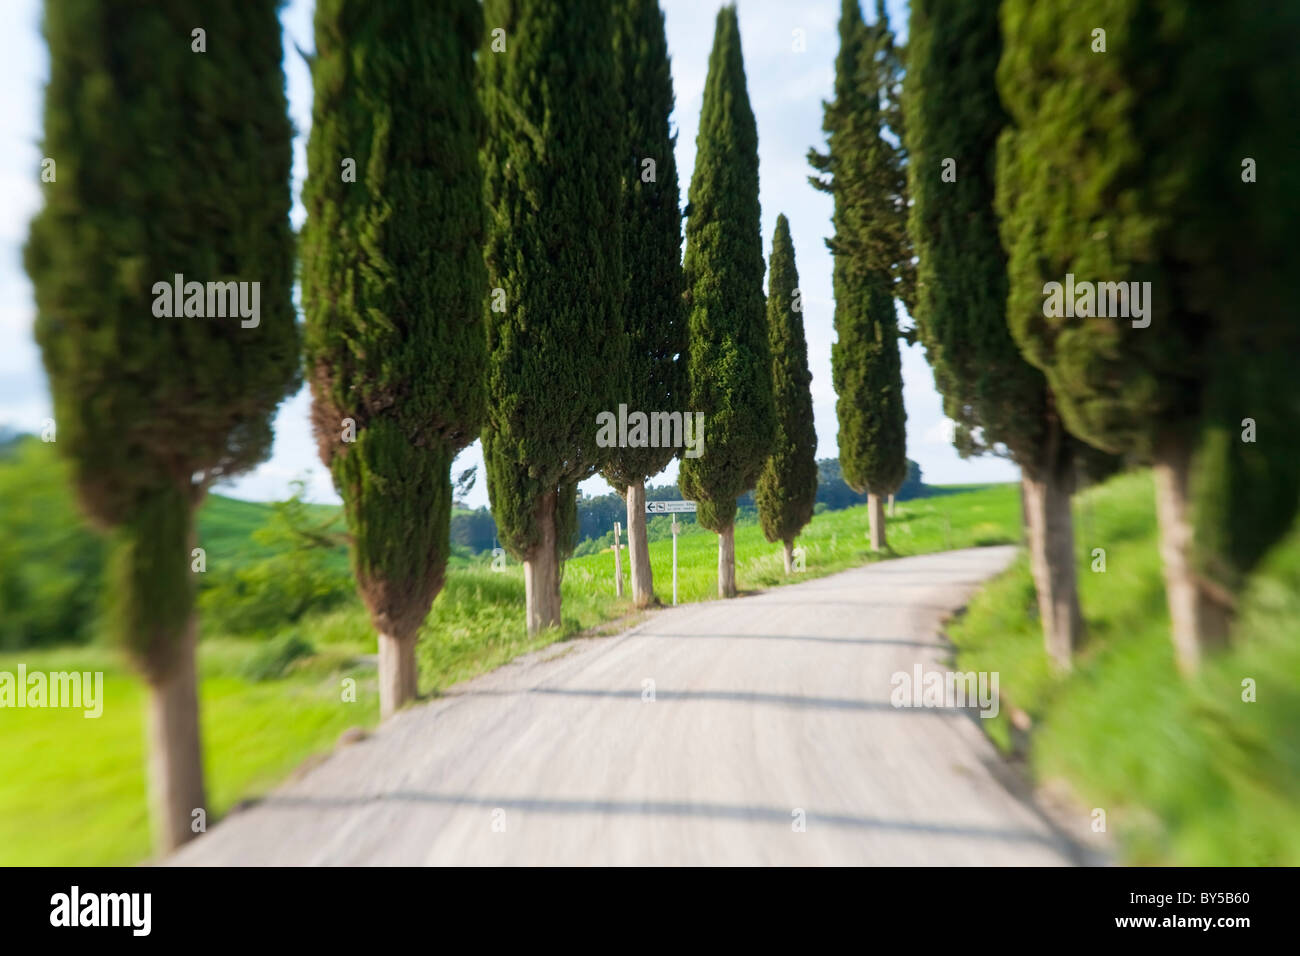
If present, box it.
[646,500,697,514]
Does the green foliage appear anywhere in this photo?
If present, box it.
[480,0,625,561]
[0,438,105,649]
[906,0,1037,462]
[602,0,687,493]
[105,483,194,678]
[678,5,773,532]
[239,630,316,683]
[24,0,299,666]
[811,0,907,498]
[996,0,1300,586]
[756,215,818,545]
[817,457,924,510]
[450,507,499,554]
[302,0,487,639]
[198,486,354,637]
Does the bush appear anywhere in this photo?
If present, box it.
[198,488,355,637]
[240,630,316,682]
[0,437,107,649]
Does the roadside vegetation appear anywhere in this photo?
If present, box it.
[949,470,1300,865]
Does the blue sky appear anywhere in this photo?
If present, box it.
[0,0,1018,509]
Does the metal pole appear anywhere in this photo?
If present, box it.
[672,519,679,605]
[613,521,623,597]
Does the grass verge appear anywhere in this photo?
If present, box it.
[948,470,1300,864]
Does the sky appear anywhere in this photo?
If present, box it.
[0,0,1018,511]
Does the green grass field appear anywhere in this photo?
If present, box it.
[948,470,1300,865]
[0,483,1019,865]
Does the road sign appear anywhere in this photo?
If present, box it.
[646,500,697,514]
[643,501,696,604]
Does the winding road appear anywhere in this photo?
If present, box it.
[168,545,1089,866]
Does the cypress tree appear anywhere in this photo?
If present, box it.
[997,0,1300,673]
[601,0,686,609]
[480,0,625,632]
[810,0,907,552]
[301,0,487,717]
[678,5,773,598]
[906,0,1092,667]
[868,0,915,316]
[756,215,818,573]
[24,1,298,852]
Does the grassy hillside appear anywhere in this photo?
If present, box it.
[198,494,286,565]
[949,470,1300,865]
[0,482,1018,865]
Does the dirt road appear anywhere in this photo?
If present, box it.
[169,545,1087,865]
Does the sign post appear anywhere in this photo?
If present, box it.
[613,521,623,597]
[646,501,697,607]
[671,519,680,605]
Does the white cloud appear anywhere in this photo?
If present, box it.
[922,418,956,446]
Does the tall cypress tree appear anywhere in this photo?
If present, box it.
[869,0,914,316]
[997,0,1300,673]
[678,4,773,598]
[810,0,907,552]
[480,0,625,633]
[906,0,1091,667]
[601,0,686,608]
[756,215,818,573]
[25,1,298,852]
[301,0,487,717]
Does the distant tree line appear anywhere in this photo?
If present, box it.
[447,457,928,557]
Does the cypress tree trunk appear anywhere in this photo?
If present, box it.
[782,539,794,574]
[377,633,419,718]
[525,490,562,633]
[1019,480,1030,542]
[718,524,737,597]
[868,493,887,551]
[625,481,655,607]
[1021,468,1082,670]
[888,493,895,516]
[145,612,205,854]
[1153,434,1231,675]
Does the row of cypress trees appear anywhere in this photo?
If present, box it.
[480,0,819,612]
[27,0,823,854]
[905,0,1099,668]
[906,0,1300,673]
